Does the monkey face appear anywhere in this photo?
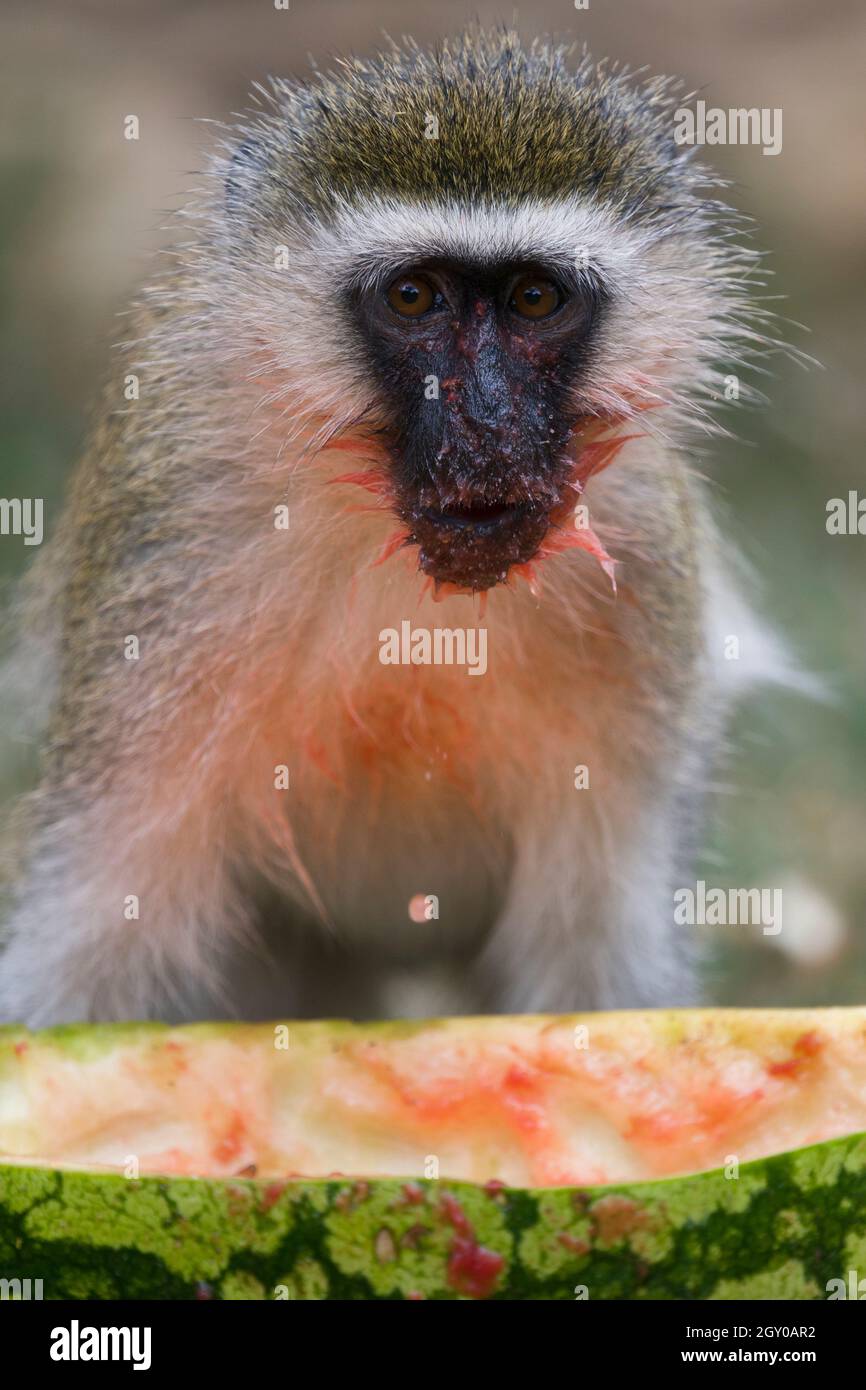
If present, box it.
[222,33,753,599]
[352,260,604,591]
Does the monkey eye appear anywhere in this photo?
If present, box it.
[509,274,562,320]
[386,274,439,318]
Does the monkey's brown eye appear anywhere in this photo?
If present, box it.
[386,275,436,318]
[509,275,562,320]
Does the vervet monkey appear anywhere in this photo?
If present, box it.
[0,30,793,1024]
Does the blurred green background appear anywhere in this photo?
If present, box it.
[1,0,864,1005]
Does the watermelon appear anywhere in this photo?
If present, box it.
[1,1009,865,1300]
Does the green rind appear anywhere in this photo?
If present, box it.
[2,1131,864,1300]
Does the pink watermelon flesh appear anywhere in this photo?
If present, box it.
[2,1008,866,1187]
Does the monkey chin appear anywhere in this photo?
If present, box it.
[411,505,552,593]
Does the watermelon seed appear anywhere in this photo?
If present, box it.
[375,1227,398,1263]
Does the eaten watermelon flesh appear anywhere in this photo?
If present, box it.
[2,1008,866,1188]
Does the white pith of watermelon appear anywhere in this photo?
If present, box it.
[2,1008,865,1188]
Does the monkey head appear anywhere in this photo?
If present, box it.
[220,30,755,593]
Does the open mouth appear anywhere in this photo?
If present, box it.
[408,497,553,592]
[422,501,528,533]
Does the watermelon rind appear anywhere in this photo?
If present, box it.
[1,1131,864,1299]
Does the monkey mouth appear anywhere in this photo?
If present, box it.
[422,501,528,531]
[340,423,629,595]
[409,499,553,591]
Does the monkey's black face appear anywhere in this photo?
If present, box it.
[353,260,603,591]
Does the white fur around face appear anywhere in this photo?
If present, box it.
[315,194,642,290]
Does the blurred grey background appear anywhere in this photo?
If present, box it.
[1,0,864,1005]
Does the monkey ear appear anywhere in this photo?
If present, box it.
[225,138,269,216]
